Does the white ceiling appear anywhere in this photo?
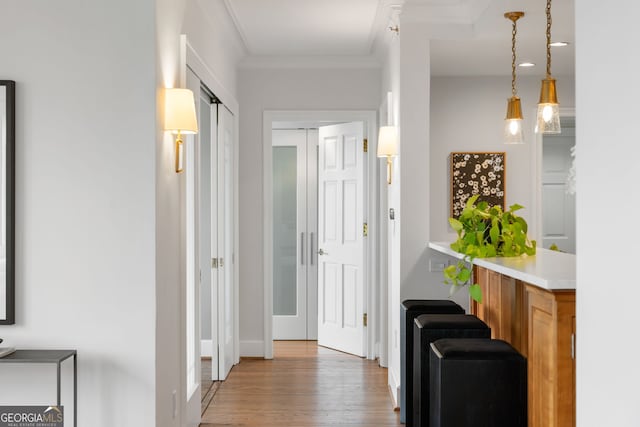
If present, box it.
[218,0,574,76]
[224,0,382,55]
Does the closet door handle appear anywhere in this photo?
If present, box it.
[310,232,314,265]
[301,232,305,265]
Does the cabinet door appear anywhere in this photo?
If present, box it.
[527,287,556,427]
[527,286,576,427]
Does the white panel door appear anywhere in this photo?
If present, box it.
[542,123,576,253]
[317,122,365,357]
[216,105,235,379]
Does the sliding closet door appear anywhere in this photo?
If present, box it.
[216,105,235,380]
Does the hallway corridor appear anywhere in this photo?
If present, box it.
[201,341,400,426]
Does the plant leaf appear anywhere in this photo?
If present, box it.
[449,217,463,232]
[443,265,457,279]
[509,203,524,212]
[457,268,471,283]
[490,225,499,244]
[466,194,480,208]
[469,284,483,303]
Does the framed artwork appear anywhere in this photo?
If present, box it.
[0,80,15,325]
[450,152,505,218]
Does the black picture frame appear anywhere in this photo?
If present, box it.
[0,80,15,325]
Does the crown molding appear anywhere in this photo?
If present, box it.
[239,55,383,70]
[221,0,251,53]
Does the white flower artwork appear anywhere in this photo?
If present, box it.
[450,152,506,218]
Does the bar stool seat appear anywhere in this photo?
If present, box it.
[429,338,527,427]
[413,314,491,427]
[400,300,464,424]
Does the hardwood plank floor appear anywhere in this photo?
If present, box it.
[201,341,400,427]
[201,358,220,415]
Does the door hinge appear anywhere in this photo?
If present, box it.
[219,258,224,268]
[212,258,218,269]
[363,138,368,153]
[363,313,368,327]
[363,222,368,237]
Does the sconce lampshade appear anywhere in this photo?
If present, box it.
[377,126,398,157]
[164,88,198,134]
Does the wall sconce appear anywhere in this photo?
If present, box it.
[164,88,198,173]
[377,126,398,185]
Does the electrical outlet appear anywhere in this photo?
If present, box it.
[429,260,447,272]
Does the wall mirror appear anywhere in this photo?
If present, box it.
[0,80,15,325]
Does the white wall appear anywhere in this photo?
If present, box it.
[576,1,640,426]
[0,1,242,426]
[238,67,381,355]
[430,75,575,243]
[0,1,157,425]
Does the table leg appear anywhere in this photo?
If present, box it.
[56,362,61,407]
[73,354,77,427]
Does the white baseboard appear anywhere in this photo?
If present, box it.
[388,368,400,410]
[240,340,265,357]
[201,339,213,358]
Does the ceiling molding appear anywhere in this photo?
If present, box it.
[222,0,252,53]
[367,0,404,53]
[238,55,383,70]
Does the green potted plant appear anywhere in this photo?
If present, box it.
[443,194,536,302]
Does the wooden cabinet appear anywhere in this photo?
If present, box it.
[471,266,576,427]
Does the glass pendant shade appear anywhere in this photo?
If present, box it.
[504,96,524,144]
[536,78,561,134]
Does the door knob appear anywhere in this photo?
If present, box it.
[318,248,328,256]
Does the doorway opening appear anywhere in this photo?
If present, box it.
[533,111,576,254]
[263,111,379,361]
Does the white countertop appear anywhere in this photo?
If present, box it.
[428,241,576,291]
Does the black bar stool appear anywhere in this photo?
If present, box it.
[413,314,491,427]
[400,300,464,424]
[429,338,527,427]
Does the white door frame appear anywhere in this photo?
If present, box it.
[181,35,240,366]
[530,107,576,245]
[263,110,378,360]
[180,35,240,426]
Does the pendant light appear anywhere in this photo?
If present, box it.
[536,0,561,134]
[504,11,525,144]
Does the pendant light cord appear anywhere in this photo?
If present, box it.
[511,18,518,97]
[546,0,552,78]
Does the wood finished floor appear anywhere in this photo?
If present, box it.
[201,358,221,415]
[201,341,400,427]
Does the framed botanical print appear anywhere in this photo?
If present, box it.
[450,152,505,218]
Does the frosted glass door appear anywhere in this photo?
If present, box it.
[273,146,298,316]
[272,130,309,339]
